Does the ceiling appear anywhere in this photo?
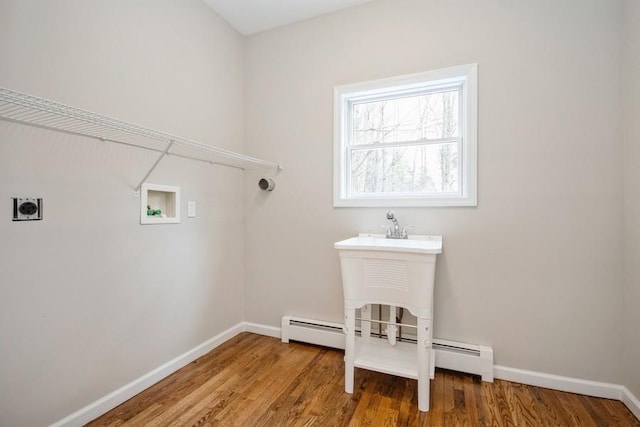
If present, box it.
[203,0,374,36]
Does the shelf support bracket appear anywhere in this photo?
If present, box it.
[134,141,174,197]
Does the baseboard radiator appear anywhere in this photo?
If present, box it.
[281,315,494,382]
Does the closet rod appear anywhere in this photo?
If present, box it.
[0,87,281,172]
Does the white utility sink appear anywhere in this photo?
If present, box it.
[334,233,442,255]
[335,232,442,412]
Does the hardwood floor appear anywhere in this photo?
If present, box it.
[88,333,639,426]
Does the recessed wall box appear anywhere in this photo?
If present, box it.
[140,183,180,224]
[12,197,42,221]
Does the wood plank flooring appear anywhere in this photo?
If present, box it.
[88,333,640,426]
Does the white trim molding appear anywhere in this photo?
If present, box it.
[494,365,623,400]
[494,366,640,419]
[50,323,244,427]
[622,386,640,421]
[243,321,282,339]
[50,322,640,426]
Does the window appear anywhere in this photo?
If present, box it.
[333,63,477,207]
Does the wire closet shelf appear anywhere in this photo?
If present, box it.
[0,87,281,174]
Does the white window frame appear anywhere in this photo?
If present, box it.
[333,63,478,207]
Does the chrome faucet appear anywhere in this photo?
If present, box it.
[385,210,409,239]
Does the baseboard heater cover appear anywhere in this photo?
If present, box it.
[281,316,346,350]
[281,315,494,382]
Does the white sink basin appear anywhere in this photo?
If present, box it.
[334,234,442,254]
[334,233,442,317]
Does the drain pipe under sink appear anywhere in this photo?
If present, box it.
[386,305,398,346]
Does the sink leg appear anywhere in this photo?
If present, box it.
[345,307,355,394]
[417,316,431,412]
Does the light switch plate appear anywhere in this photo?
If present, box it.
[187,201,196,218]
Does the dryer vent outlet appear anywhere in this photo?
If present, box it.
[12,197,42,221]
[258,178,275,191]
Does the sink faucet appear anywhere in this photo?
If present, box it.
[385,210,408,239]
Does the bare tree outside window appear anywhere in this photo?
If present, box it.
[349,89,460,195]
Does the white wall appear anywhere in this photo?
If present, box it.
[1,0,635,424]
[623,0,640,399]
[0,1,245,425]
[244,0,624,384]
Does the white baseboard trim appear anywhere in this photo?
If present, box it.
[494,365,623,400]
[50,322,640,426]
[50,323,244,427]
[622,386,640,421]
[494,365,640,419]
[242,321,281,338]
